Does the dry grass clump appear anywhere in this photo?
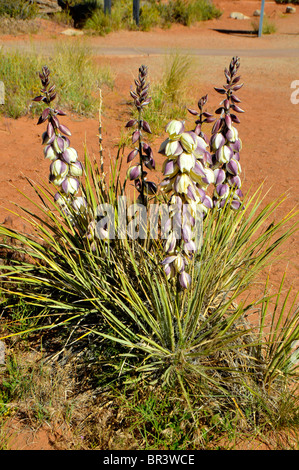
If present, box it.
[0,17,40,35]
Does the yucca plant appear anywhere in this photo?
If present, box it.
[0,58,298,430]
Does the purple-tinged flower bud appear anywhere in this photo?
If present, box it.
[59,123,72,136]
[214,168,226,185]
[183,240,196,253]
[231,114,241,124]
[223,99,230,110]
[132,129,140,144]
[162,255,177,266]
[54,109,67,116]
[190,160,206,180]
[225,114,232,130]
[127,165,141,181]
[202,195,213,210]
[50,174,67,187]
[69,161,84,177]
[226,126,239,143]
[144,157,155,170]
[226,159,241,176]
[125,119,137,128]
[187,108,199,116]
[142,120,152,134]
[229,138,242,152]
[177,152,195,173]
[215,183,230,199]
[232,83,243,92]
[202,168,215,185]
[215,145,233,164]
[42,131,55,145]
[214,87,226,95]
[158,139,167,155]
[180,131,198,153]
[186,184,197,201]
[72,196,88,213]
[62,176,80,195]
[179,270,191,289]
[165,140,183,157]
[62,147,78,164]
[182,223,192,243]
[174,254,185,273]
[202,151,213,166]
[231,104,244,114]
[33,95,45,102]
[210,133,226,151]
[47,121,54,139]
[164,262,176,280]
[44,144,57,161]
[50,159,69,178]
[165,232,177,253]
[231,94,241,104]
[174,173,193,195]
[163,159,179,178]
[193,136,208,158]
[165,120,185,139]
[53,136,69,153]
[37,108,50,125]
[227,175,242,188]
[54,192,67,206]
[51,115,60,129]
[127,148,139,163]
[212,118,222,134]
[231,199,242,210]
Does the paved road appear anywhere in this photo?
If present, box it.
[92,45,299,58]
[1,41,299,58]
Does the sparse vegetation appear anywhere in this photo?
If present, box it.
[0,0,38,20]
[81,0,222,35]
[252,16,277,35]
[0,43,114,118]
[131,52,194,135]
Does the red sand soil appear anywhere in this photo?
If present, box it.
[0,0,298,450]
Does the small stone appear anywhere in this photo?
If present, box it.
[286,6,296,14]
[253,10,261,17]
[229,12,250,20]
[0,341,5,366]
[61,28,84,36]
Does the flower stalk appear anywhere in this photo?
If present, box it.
[210,56,244,210]
[126,65,157,206]
[33,66,86,218]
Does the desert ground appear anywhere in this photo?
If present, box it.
[0,0,298,450]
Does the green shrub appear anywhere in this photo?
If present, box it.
[82,0,222,34]
[275,0,299,4]
[84,1,128,34]
[0,0,38,20]
[252,16,277,35]
[164,0,222,27]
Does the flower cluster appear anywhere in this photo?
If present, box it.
[33,66,85,215]
[159,119,214,289]
[125,65,157,205]
[210,56,244,210]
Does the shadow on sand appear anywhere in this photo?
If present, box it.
[212,28,258,38]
